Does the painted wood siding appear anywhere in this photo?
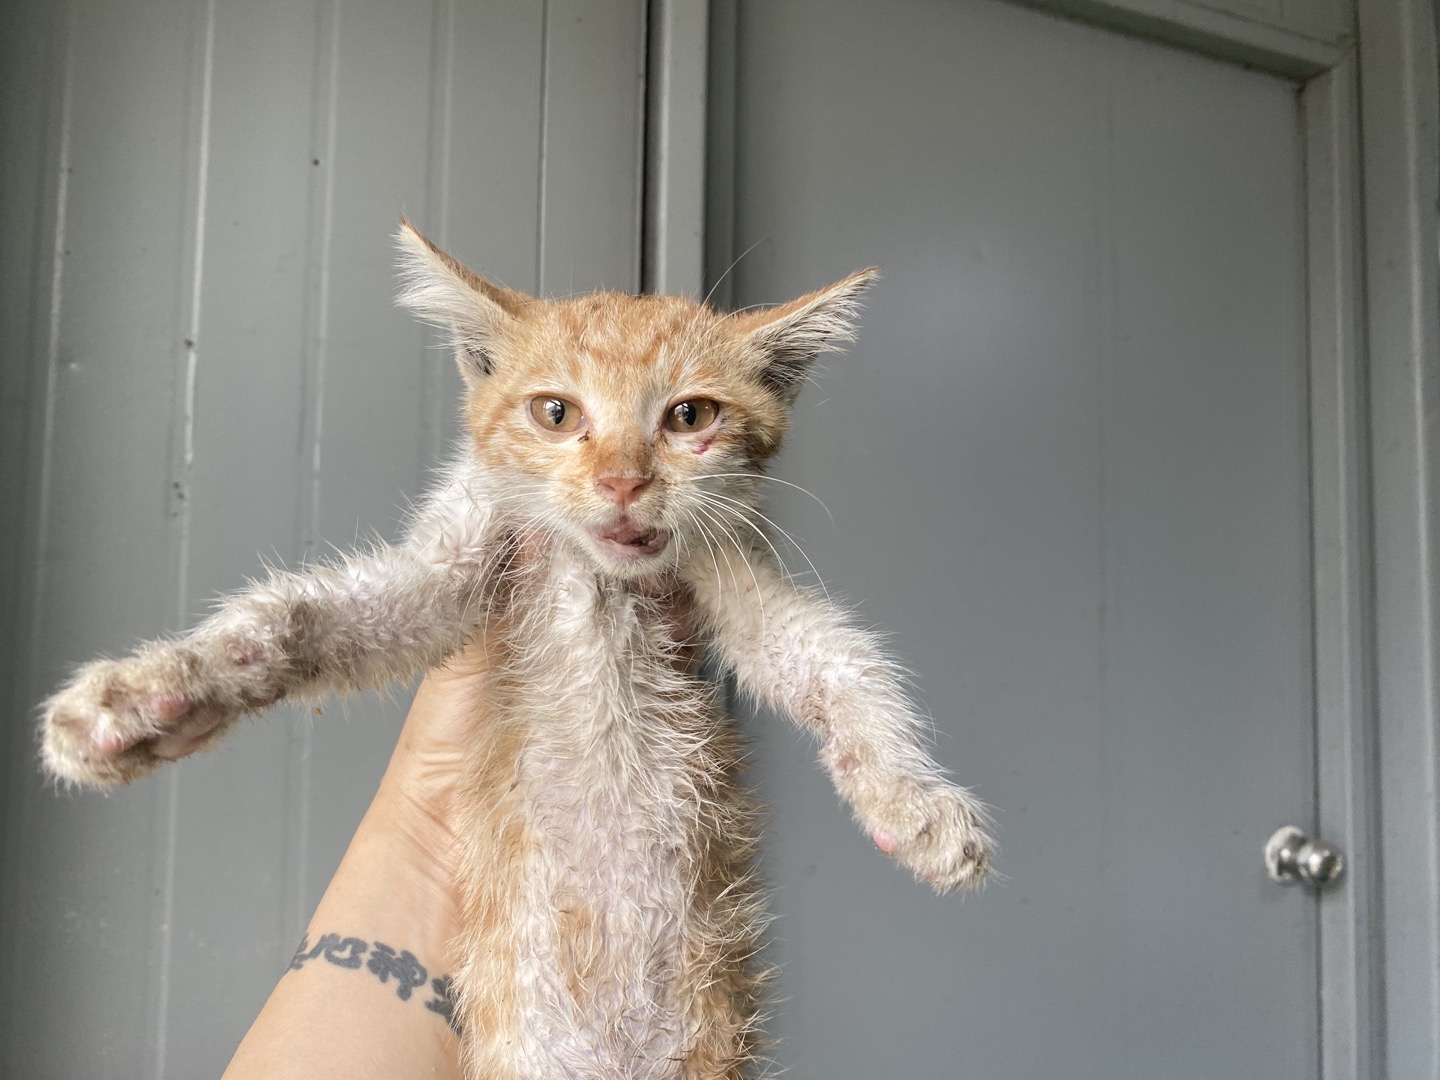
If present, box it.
[0,2,645,1076]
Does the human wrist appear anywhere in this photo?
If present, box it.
[223,792,464,1080]
[312,789,463,957]
[282,796,464,1040]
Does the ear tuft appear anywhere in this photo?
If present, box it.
[730,268,879,404]
[394,220,531,382]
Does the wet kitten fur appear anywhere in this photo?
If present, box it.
[40,222,994,1079]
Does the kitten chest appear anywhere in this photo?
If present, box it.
[507,562,717,1076]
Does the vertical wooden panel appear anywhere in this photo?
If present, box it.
[293,0,449,921]
[0,0,645,1074]
[540,0,647,294]
[0,0,54,706]
[433,0,545,292]
[423,0,546,456]
[158,2,325,1073]
[1,0,202,1075]
[0,4,69,1080]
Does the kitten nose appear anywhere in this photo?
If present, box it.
[597,475,651,507]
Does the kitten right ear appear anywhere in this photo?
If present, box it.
[394,220,529,381]
[728,267,879,405]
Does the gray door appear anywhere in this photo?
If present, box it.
[712,2,1319,1076]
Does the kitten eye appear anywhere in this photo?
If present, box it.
[665,398,719,433]
[529,396,585,433]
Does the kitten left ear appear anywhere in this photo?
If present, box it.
[394,219,532,383]
[729,267,880,404]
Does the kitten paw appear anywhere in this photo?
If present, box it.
[864,779,995,894]
[41,638,270,788]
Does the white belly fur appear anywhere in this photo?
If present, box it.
[509,556,716,1079]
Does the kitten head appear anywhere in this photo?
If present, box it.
[396,220,876,580]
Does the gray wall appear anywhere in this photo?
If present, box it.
[0,2,645,1076]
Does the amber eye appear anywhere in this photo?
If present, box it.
[665,398,719,433]
[529,396,585,433]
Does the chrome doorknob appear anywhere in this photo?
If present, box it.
[1264,825,1345,888]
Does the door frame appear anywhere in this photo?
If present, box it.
[645,1,1440,1077]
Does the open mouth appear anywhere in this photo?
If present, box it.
[593,519,672,560]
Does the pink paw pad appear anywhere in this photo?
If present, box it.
[870,828,898,854]
[91,724,132,756]
[150,692,190,721]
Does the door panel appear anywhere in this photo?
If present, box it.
[716,2,1314,1076]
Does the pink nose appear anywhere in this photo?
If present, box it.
[597,475,651,507]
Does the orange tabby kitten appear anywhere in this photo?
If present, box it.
[41,222,993,1079]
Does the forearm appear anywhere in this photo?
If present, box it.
[223,652,490,1080]
[223,797,463,1080]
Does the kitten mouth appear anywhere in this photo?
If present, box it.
[593,521,672,559]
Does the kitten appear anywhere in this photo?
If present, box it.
[40,222,994,1079]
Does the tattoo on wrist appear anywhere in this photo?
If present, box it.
[288,931,460,1034]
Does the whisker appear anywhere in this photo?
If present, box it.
[696,491,831,606]
[703,234,770,311]
[684,508,729,609]
[698,473,835,525]
[691,503,766,635]
[696,499,805,614]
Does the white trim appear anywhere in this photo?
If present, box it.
[1304,56,1383,1080]
[700,0,737,312]
[1356,0,1440,1076]
[643,0,708,297]
[1018,0,1345,78]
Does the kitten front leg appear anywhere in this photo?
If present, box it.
[42,542,494,789]
[687,540,994,893]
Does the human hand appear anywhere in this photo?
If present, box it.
[366,636,495,901]
[223,638,493,1080]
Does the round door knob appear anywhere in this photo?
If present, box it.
[1265,825,1345,889]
